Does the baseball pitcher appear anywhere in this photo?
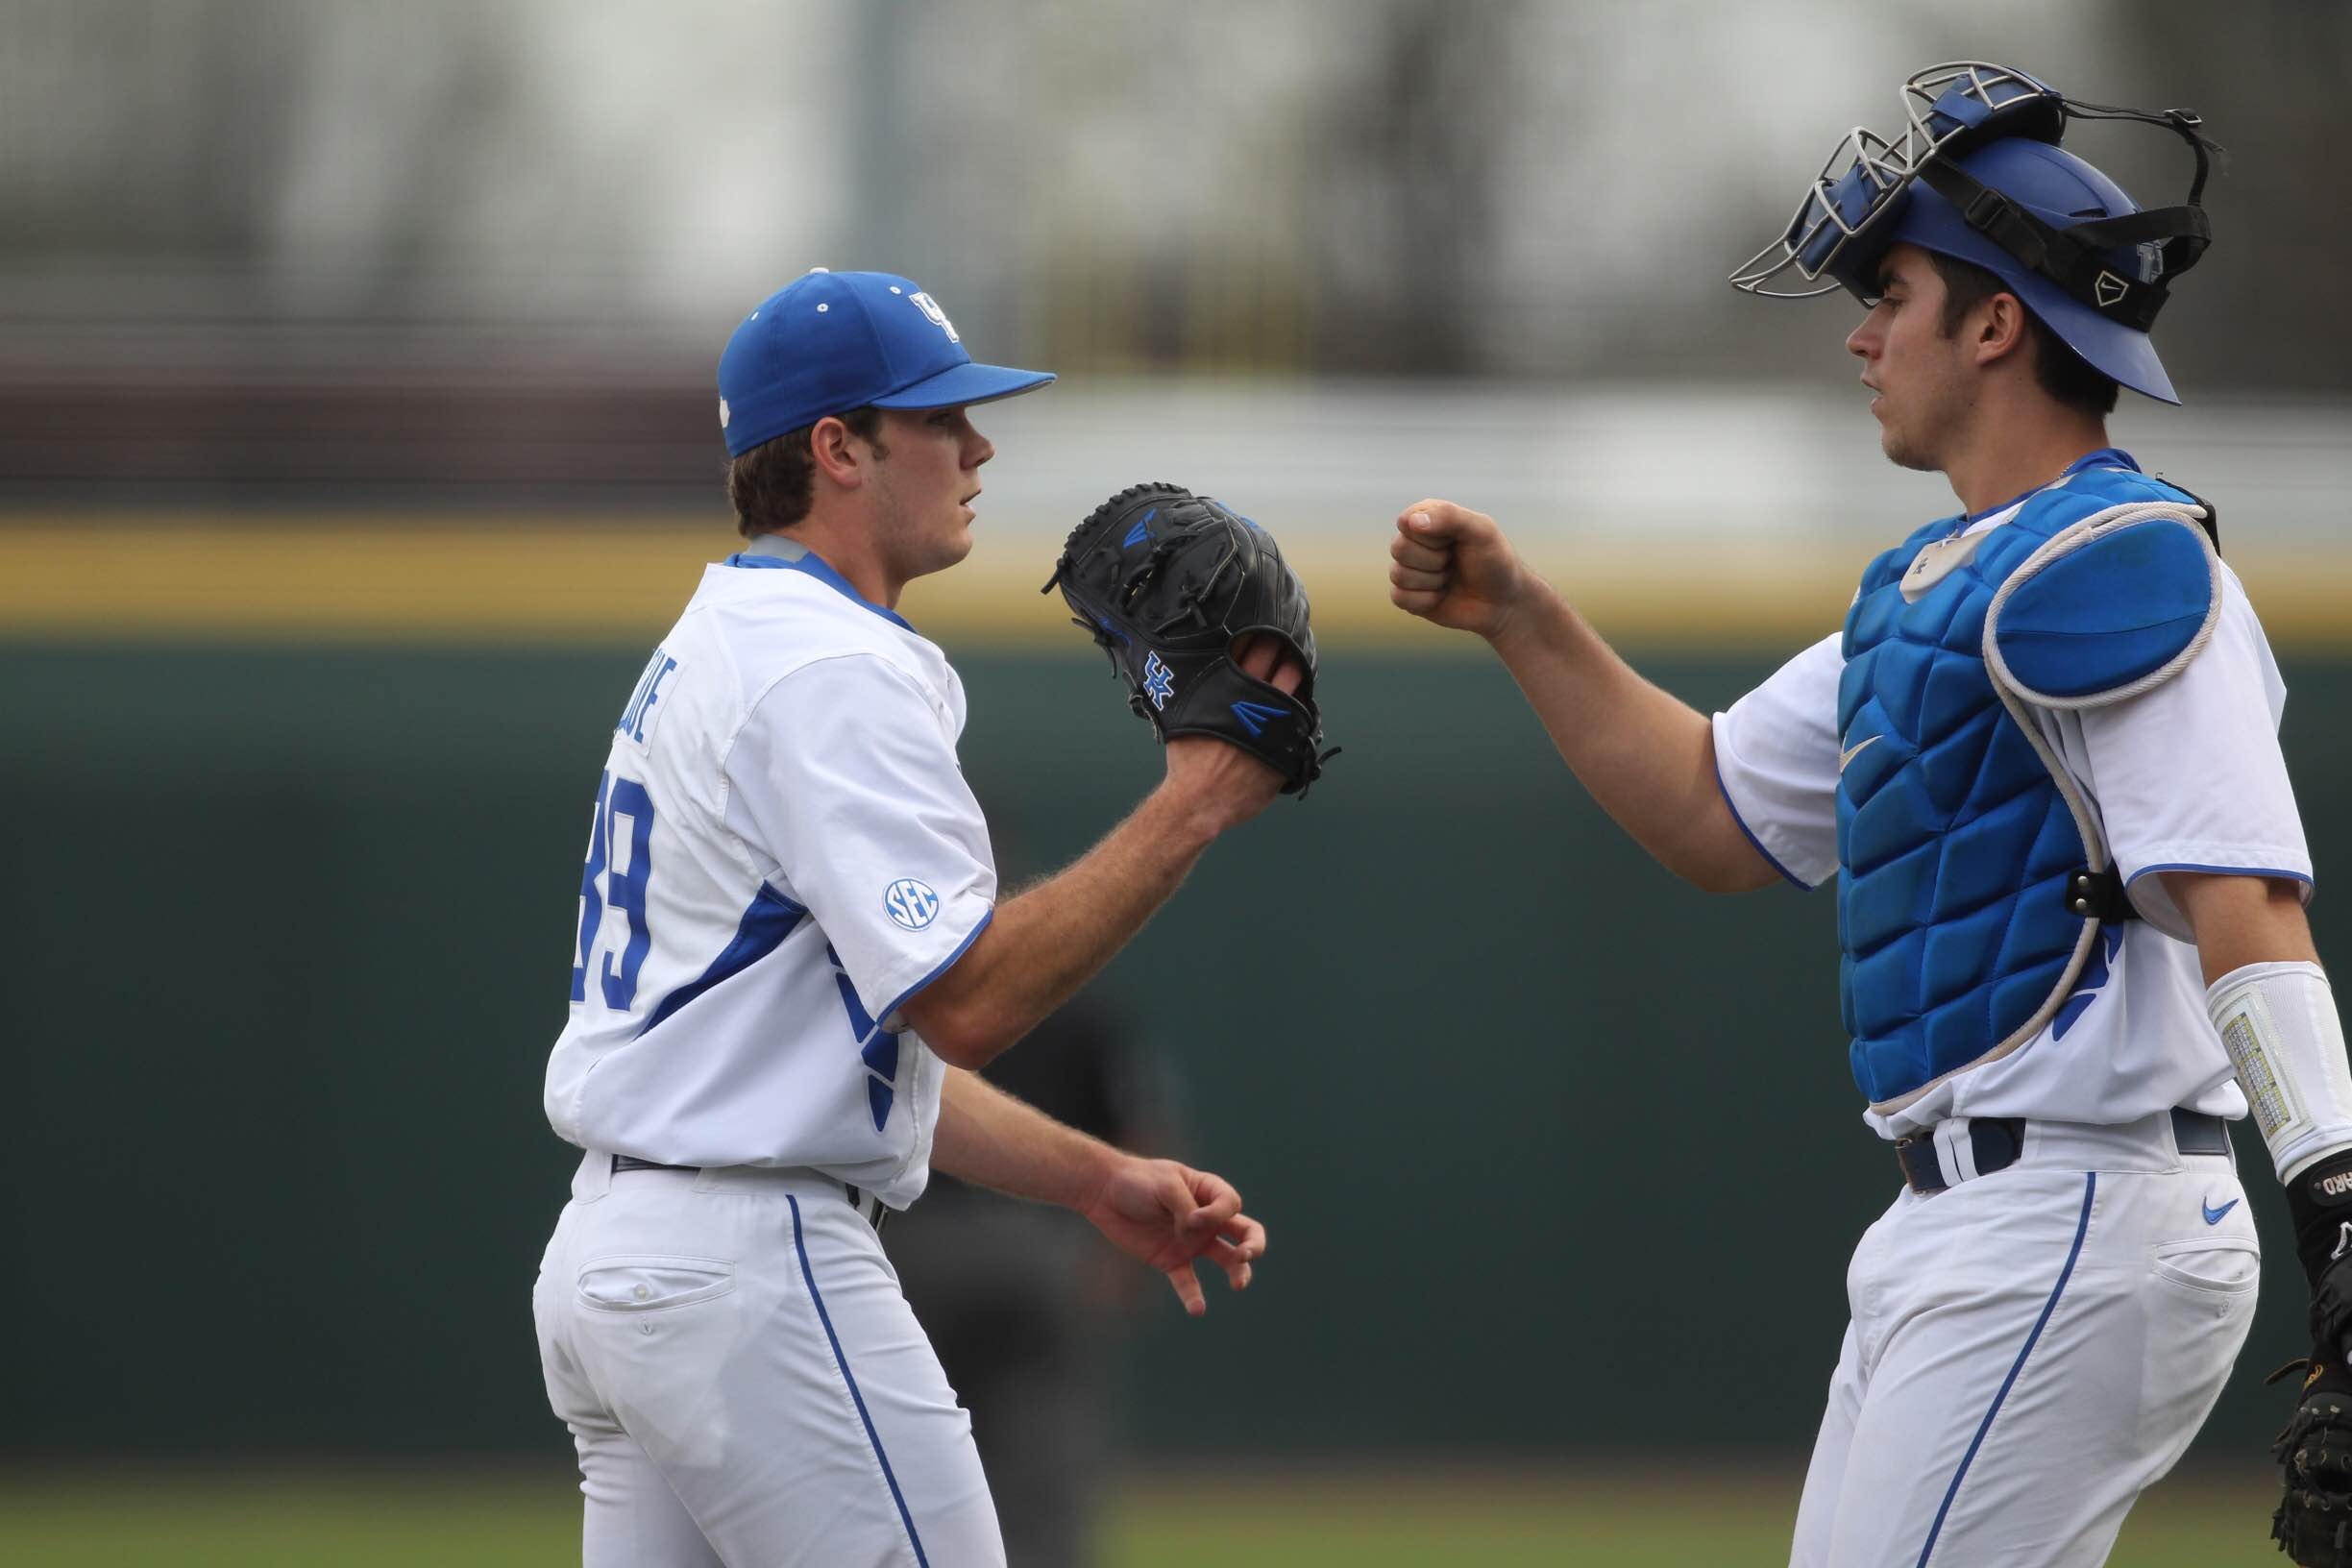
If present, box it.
[533,269,1326,1566]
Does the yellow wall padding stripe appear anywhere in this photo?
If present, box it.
[3,520,2348,650]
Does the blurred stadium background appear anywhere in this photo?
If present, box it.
[4,1,2346,1562]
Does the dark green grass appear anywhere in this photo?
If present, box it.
[0,1465,2279,1566]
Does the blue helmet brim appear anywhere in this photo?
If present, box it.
[2003,265,2179,405]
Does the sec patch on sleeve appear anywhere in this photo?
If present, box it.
[883,879,941,930]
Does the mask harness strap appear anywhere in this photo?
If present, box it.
[1911,105,2224,333]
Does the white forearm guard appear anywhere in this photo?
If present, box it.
[2207,961,2352,1182]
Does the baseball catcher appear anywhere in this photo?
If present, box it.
[1394,56,2349,1568]
[1044,482,1334,795]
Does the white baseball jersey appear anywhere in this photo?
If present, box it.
[543,537,996,1207]
[1714,477,2313,1140]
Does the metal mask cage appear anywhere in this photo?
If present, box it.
[1897,61,2062,151]
[1727,126,1909,299]
[1729,61,2060,299]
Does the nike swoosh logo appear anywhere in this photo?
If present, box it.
[1838,735,1882,772]
[2202,1197,2241,1225]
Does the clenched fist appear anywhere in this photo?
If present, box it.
[1387,499,1533,641]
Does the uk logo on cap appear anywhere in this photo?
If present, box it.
[907,292,960,342]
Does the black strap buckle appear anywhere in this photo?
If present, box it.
[1962,186,2011,229]
[2064,867,2136,922]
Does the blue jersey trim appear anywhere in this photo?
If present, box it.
[637,884,807,1038]
[876,907,994,1029]
[1915,1172,2095,1568]
[725,546,916,632]
[2127,861,2314,890]
[789,1196,929,1567]
[2062,446,2139,478]
[1713,761,1814,891]
[1955,448,2142,527]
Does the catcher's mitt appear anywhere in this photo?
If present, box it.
[2274,1358,2352,1565]
[2275,1158,2352,1566]
[1042,482,1333,795]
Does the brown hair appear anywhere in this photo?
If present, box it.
[726,406,887,538]
[1926,253,2119,417]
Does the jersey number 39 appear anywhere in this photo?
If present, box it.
[572,771,655,1009]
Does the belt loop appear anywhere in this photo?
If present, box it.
[2168,1108,2235,1163]
[845,1182,889,1235]
[1933,1117,1978,1187]
[573,1148,614,1203]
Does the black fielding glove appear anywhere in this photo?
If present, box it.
[2272,1149,2352,1564]
[1042,483,1335,796]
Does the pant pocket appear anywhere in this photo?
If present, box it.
[2149,1237,2260,1297]
[576,1254,737,1312]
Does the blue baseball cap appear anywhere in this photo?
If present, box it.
[717,269,1055,456]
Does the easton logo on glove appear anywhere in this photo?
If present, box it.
[1042,482,1334,796]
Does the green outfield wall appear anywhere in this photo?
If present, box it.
[7,640,2347,1462]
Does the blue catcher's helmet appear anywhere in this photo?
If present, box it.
[1866,138,2179,403]
[1730,62,2217,405]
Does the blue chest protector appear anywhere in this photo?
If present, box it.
[1835,459,2221,1113]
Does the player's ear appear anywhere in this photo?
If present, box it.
[808,415,869,490]
[1974,291,2032,369]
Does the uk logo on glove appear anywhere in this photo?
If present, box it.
[1041,480,1333,796]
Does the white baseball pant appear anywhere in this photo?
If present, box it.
[1792,1111,2259,1567]
[533,1152,1004,1567]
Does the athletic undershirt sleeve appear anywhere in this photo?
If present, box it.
[1711,630,1846,890]
[2072,574,2312,940]
[724,653,997,1026]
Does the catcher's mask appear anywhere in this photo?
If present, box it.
[1728,61,2220,404]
